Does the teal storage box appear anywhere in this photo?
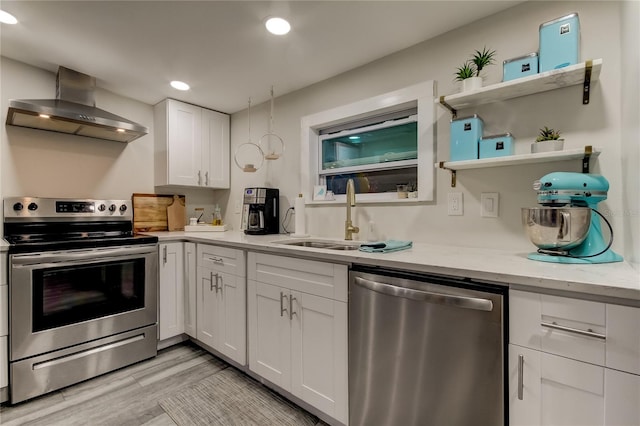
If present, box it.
[480,133,514,159]
[450,115,483,161]
[503,53,538,81]
[539,13,580,72]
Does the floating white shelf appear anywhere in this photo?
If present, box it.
[436,147,601,187]
[436,59,602,112]
[436,147,601,171]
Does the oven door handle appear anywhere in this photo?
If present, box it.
[11,245,157,266]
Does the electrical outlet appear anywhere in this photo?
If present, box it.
[480,192,499,217]
[234,200,242,214]
[447,192,463,216]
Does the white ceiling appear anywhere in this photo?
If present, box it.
[0,1,523,114]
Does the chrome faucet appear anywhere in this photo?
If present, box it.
[345,178,359,240]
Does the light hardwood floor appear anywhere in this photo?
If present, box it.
[0,342,321,426]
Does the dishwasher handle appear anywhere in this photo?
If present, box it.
[354,276,494,312]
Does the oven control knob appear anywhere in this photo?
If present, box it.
[108,204,117,212]
[98,204,106,212]
[13,202,23,211]
[119,204,128,212]
[28,202,38,211]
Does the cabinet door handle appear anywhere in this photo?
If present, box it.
[162,246,167,265]
[280,291,288,317]
[205,171,209,186]
[217,273,222,295]
[210,272,220,292]
[198,170,202,186]
[541,321,606,340]
[289,295,296,320]
[518,354,524,400]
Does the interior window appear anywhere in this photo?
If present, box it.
[319,113,418,195]
[300,80,435,203]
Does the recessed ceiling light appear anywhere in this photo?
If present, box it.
[39,114,50,119]
[116,128,125,133]
[265,17,290,35]
[0,10,18,25]
[170,80,190,91]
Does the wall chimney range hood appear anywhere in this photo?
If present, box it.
[6,66,148,143]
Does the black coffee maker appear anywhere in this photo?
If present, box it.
[242,188,279,235]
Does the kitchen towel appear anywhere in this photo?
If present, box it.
[359,240,412,253]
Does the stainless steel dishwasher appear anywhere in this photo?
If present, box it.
[349,267,506,426]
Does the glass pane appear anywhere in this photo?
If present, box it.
[325,167,417,195]
[32,259,145,332]
[322,121,417,170]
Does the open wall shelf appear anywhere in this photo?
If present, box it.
[436,59,602,115]
[436,146,601,187]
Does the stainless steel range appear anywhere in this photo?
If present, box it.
[4,197,159,404]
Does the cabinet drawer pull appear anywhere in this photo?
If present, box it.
[206,256,224,264]
[280,291,288,317]
[517,354,524,400]
[540,321,606,340]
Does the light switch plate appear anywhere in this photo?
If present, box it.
[448,192,463,216]
[481,192,499,217]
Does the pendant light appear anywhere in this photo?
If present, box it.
[258,86,284,160]
[234,98,264,173]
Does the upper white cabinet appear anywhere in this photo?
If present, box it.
[154,99,230,189]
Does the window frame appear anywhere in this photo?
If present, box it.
[300,81,435,204]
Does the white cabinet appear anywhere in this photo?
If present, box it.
[196,244,246,365]
[184,242,197,338]
[1,252,9,391]
[247,252,348,424]
[509,290,640,426]
[154,98,229,188]
[158,242,185,340]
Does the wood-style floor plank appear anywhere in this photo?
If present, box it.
[0,342,222,426]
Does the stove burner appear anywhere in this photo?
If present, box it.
[4,197,158,253]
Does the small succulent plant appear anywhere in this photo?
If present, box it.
[471,46,497,77]
[454,61,476,81]
[536,126,562,142]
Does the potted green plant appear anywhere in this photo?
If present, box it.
[531,126,565,153]
[471,46,497,78]
[455,47,497,92]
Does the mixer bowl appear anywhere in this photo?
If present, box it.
[522,207,591,250]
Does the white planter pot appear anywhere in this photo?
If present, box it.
[462,76,483,92]
[531,139,565,153]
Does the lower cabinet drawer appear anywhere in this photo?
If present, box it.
[510,290,606,365]
[247,252,347,302]
[197,244,245,276]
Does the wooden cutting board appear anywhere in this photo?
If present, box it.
[166,195,186,231]
[132,193,186,233]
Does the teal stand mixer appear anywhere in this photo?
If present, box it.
[522,172,623,264]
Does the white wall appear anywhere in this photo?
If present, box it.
[0,57,218,223]
[620,1,640,269]
[228,1,635,258]
[1,57,154,198]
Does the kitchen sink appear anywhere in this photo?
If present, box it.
[274,239,361,251]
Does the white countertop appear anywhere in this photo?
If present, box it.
[146,230,640,304]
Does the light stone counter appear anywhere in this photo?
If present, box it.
[146,231,640,305]
[0,240,10,252]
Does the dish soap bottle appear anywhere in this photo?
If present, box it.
[212,204,223,226]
